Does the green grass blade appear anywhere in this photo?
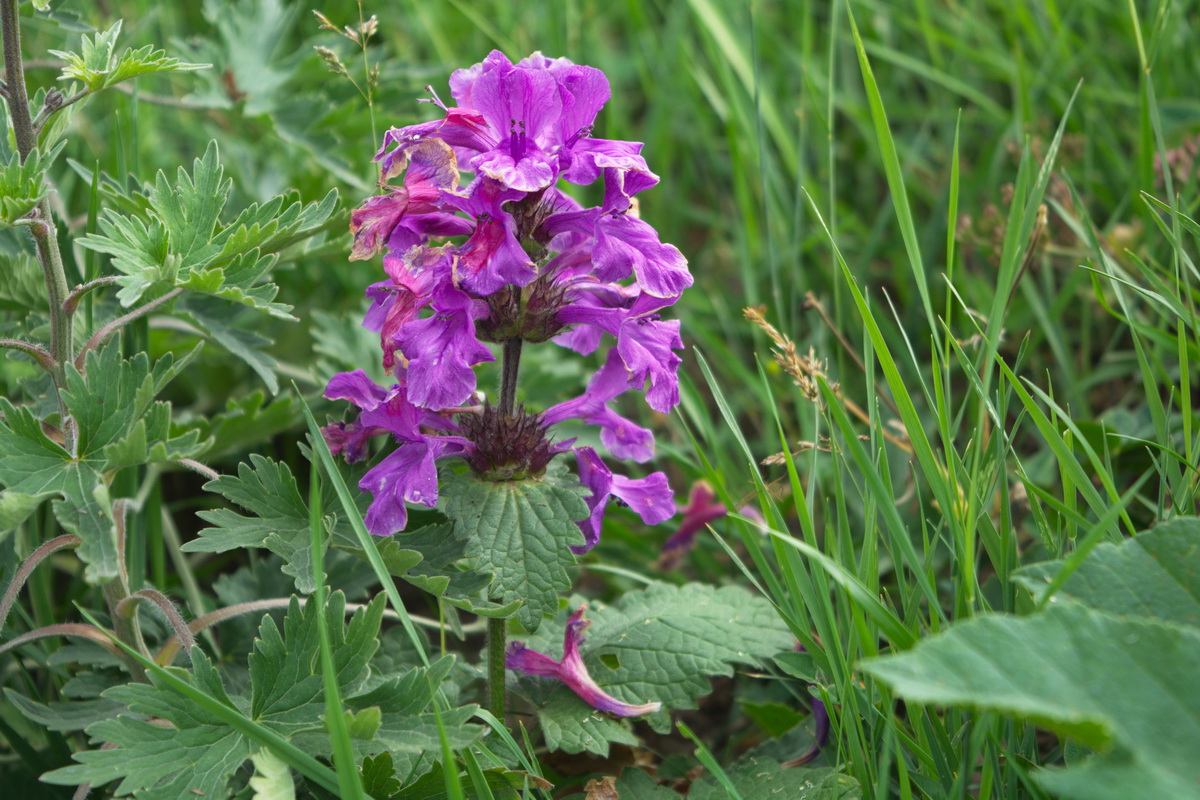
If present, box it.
[308,471,368,800]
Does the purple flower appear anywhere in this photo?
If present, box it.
[542,349,655,462]
[442,178,536,295]
[350,140,470,261]
[359,435,467,535]
[574,446,674,553]
[321,371,470,536]
[397,279,494,409]
[657,488,766,570]
[790,643,831,766]
[506,604,661,717]
[327,51,690,548]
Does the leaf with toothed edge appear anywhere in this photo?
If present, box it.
[440,461,589,632]
[512,583,794,753]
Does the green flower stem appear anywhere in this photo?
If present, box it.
[487,336,524,719]
[498,337,522,416]
[487,615,507,720]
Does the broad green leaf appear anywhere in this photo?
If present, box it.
[529,689,638,756]
[863,602,1200,800]
[688,758,860,800]
[519,583,794,753]
[440,464,588,631]
[48,20,207,92]
[360,753,402,800]
[1014,517,1200,629]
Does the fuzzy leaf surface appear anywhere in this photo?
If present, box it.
[441,464,588,631]
[518,583,794,753]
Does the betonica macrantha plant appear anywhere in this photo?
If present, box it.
[323,51,691,717]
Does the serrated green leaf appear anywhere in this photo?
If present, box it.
[4,688,124,733]
[46,592,462,798]
[360,752,401,800]
[48,20,207,93]
[531,688,639,756]
[78,141,330,319]
[518,583,794,753]
[176,295,282,392]
[687,758,860,800]
[291,653,481,771]
[863,602,1200,800]
[0,252,49,312]
[339,523,517,618]
[190,455,380,594]
[185,390,296,457]
[441,464,587,631]
[0,142,66,226]
[249,594,383,736]
[1013,516,1200,629]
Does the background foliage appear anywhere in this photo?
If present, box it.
[4,0,1200,798]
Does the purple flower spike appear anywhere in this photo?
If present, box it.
[506,605,661,718]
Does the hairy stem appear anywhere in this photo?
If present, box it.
[498,337,522,415]
[118,589,195,657]
[487,616,507,720]
[101,580,149,681]
[0,338,55,371]
[2,0,72,413]
[63,276,119,314]
[487,336,523,717]
[75,288,183,370]
[0,534,80,632]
